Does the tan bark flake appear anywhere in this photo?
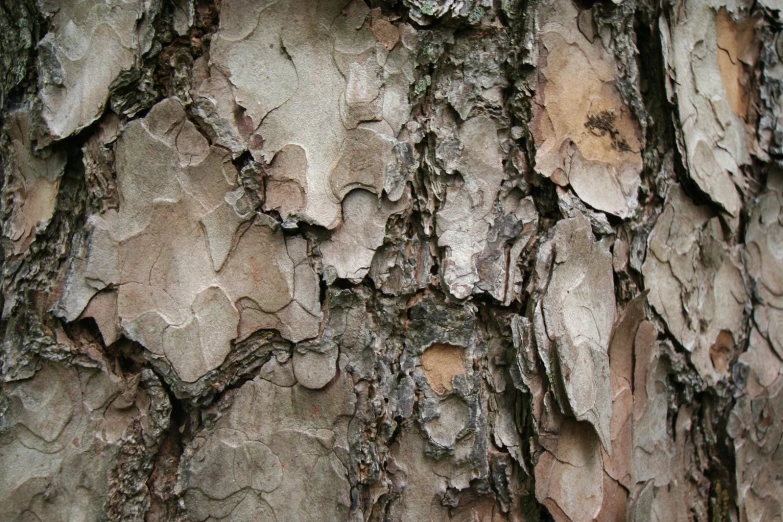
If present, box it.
[532,0,642,218]
[421,344,468,395]
[716,8,759,119]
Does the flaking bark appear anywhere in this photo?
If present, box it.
[1,0,782,521]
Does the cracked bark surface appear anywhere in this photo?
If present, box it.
[1,0,782,521]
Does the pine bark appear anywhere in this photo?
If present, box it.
[1,0,782,521]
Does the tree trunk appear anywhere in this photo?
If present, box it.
[1,0,781,520]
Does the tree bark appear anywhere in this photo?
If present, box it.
[1,0,781,520]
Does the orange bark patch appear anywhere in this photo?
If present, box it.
[530,1,643,218]
[421,344,467,395]
[716,8,758,119]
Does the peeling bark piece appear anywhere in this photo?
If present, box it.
[731,170,783,521]
[757,12,783,165]
[172,0,193,36]
[716,8,759,119]
[0,363,152,521]
[436,115,507,299]
[296,288,377,386]
[184,428,283,500]
[180,374,355,521]
[369,231,433,296]
[162,286,240,383]
[293,344,338,390]
[235,235,323,345]
[604,296,646,489]
[535,419,605,522]
[329,130,395,200]
[263,144,309,219]
[210,0,416,229]
[557,187,614,237]
[2,110,66,255]
[729,377,783,522]
[661,1,750,216]
[630,395,694,522]
[423,395,470,448]
[56,98,321,383]
[537,215,616,452]
[432,25,508,123]
[632,325,672,488]
[531,0,642,218]
[477,195,539,304]
[259,353,298,388]
[597,472,629,522]
[191,57,249,158]
[737,328,783,401]
[82,114,121,213]
[200,198,249,272]
[37,0,153,140]
[79,290,120,346]
[321,189,411,283]
[642,185,747,384]
[388,427,471,521]
[745,170,783,359]
[512,315,549,435]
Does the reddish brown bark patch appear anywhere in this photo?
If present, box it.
[421,344,468,395]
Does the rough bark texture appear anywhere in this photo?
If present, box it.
[1,0,782,521]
